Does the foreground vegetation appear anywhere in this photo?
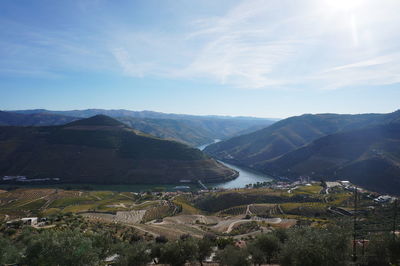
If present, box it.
[1,183,399,265]
[1,216,399,266]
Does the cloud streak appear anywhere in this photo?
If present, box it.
[2,0,400,91]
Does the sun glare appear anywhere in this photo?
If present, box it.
[326,0,362,11]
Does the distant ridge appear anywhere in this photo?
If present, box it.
[3,109,276,146]
[11,108,278,121]
[0,111,78,126]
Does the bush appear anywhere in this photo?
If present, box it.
[280,227,351,266]
[0,237,21,265]
[115,241,151,266]
[23,229,107,266]
[217,245,250,266]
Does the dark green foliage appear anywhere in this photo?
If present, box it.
[196,238,213,265]
[115,241,152,266]
[216,237,235,249]
[279,227,351,266]
[365,234,400,266]
[23,229,104,266]
[217,245,250,266]
[0,236,21,265]
[250,233,281,264]
[273,228,289,243]
[158,238,198,266]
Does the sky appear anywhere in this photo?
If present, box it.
[0,0,399,118]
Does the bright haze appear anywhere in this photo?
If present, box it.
[0,0,399,118]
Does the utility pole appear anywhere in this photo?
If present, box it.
[393,199,398,240]
[353,186,358,262]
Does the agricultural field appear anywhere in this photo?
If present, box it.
[0,183,394,241]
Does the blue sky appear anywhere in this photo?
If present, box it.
[0,0,399,118]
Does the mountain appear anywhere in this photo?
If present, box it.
[12,108,278,121]
[264,122,400,194]
[0,115,237,184]
[118,116,272,147]
[204,110,400,169]
[8,109,276,146]
[0,111,78,126]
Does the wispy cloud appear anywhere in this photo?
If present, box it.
[2,0,400,91]
[313,53,400,89]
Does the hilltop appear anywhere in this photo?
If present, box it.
[0,115,237,184]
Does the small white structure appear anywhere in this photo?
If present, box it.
[326,181,341,188]
[21,217,38,226]
[374,195,394,204]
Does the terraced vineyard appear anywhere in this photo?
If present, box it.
[1,183,385,242]
[219,205,248,216]
[142,201,179,222]
[249,204,280,217]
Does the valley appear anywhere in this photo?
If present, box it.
[0,109,399,265]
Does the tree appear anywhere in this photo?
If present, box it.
[247,242,265,266]
[159,238,198,266]
[197,238,213,266]
[216,237,235,249]
[252,233,280,264]
[366,233,400,266]
[280,227,351,266]
[0,237,21,265]
[24,229,102,266]
[116,241,151,266]
[217,245,250,266]
[273,228,289,243]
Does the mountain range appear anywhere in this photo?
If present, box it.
[205,110,400,194]
[1,109,276,147]
[0,115,237,184]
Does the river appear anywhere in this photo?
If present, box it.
[198,140,273,189]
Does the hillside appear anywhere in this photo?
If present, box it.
[6,109,276,146]
[263,123,400,194]
[0,115,237,184]
[119,116,272,147]
[204,110,400,169]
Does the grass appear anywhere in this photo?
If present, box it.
[49,197,94,208]
[293,185,323,194]
[173,196,202,215]
[62,204,99,213]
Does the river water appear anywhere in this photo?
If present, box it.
[199,140,273,189]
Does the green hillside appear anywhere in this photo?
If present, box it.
[265,123,400,194]
[205,110,400,169]
[0,115,237,184]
